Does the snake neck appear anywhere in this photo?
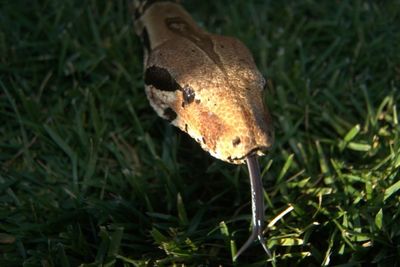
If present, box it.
[132,0,203,53]
[132,0,180,20]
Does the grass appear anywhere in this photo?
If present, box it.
[1,0,400,266]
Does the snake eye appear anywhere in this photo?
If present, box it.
[182,85,195,106]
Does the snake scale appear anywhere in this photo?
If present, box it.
[132,0,274,260]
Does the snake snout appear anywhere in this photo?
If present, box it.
[245,146,269,157]
[224,143,271,164]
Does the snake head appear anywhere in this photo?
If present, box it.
[139,2,273,164]
[144,35,273,164]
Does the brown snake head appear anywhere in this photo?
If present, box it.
[134,1,274,164]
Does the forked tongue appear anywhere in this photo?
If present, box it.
[233,154,271,261]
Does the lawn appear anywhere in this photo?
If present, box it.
[1,0,400,266]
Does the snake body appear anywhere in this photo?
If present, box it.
[133,0,274,260]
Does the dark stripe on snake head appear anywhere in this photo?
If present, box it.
[141,27,151,51]
[165,17,227,76]
[163,107,177,122]
[145,66,181,91]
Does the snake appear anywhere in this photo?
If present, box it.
[132,0,274,260]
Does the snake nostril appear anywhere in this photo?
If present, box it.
[232,137,241,147]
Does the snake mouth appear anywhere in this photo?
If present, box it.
[227,146,269,163]
[243,146,269,158]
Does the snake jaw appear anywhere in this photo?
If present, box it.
[236,146,270,161]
